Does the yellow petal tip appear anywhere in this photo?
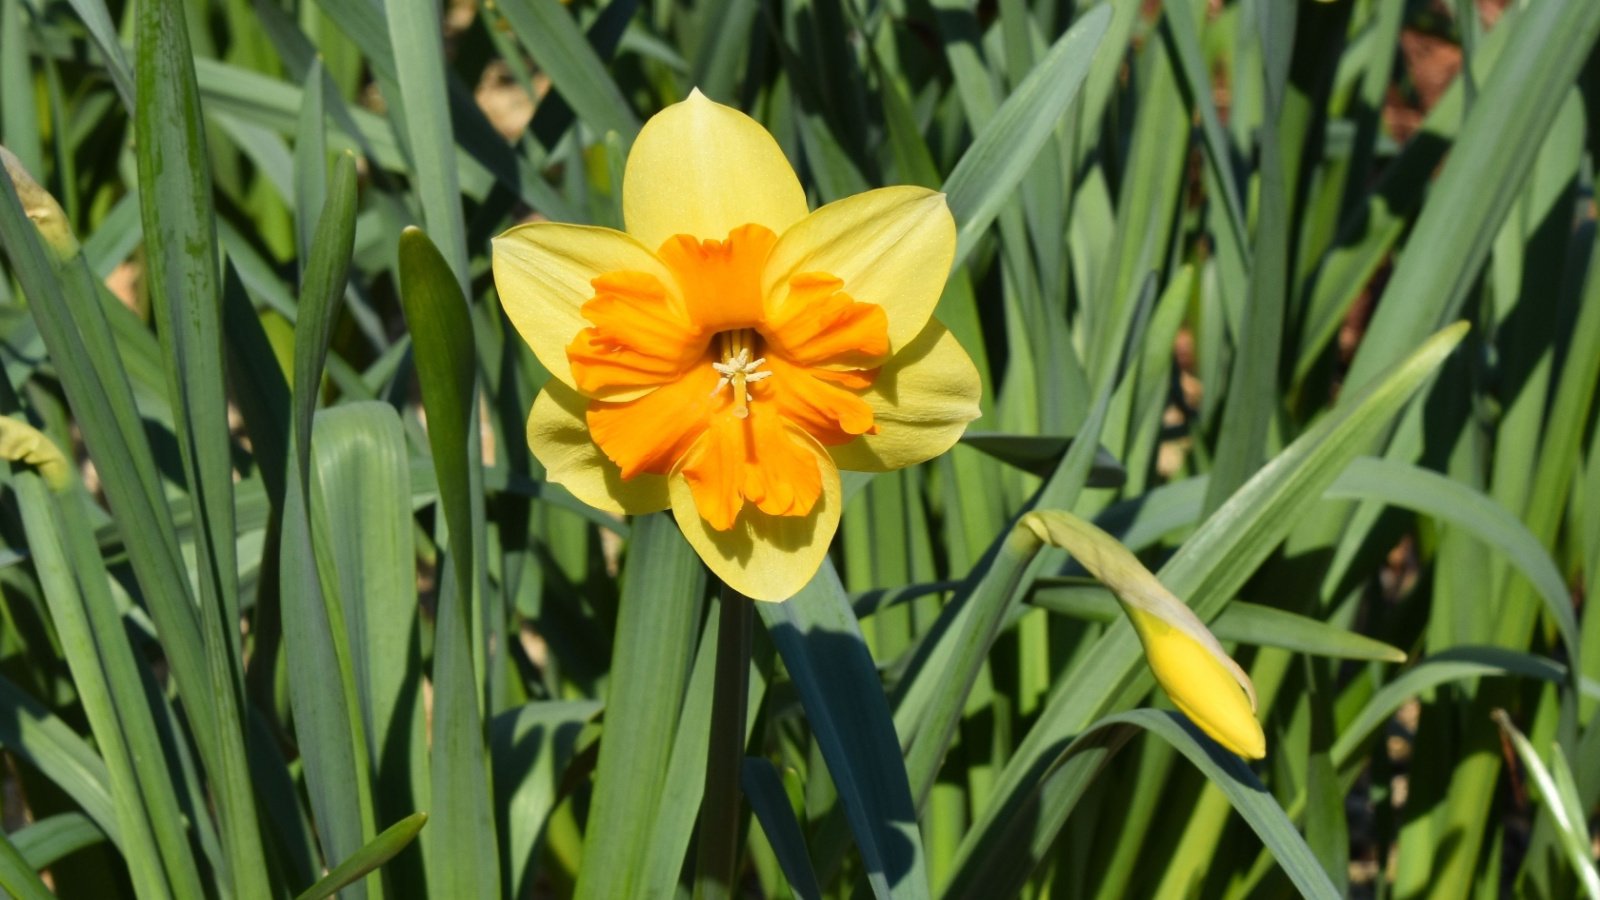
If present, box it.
[1133,612,1266,759]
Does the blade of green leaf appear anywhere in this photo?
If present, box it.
[1027,581,1406,663]
[1491,711,1600,900]
[760,562,928,900]
[2,143,261,896]
[1342,0,1600,393]
[0,674,117,845]
[295,813,430,900]
[942,4,1109,268]
[280,153,380,895]
[742,758,823,900]
[397,225,501,898]
[0,0,42,178]
[941,709,1339,900]
[1332,647,1569,768]
[386,0,469,290]
[293,58,329,264]
[1323,456,1580,671]
[313,402,427,850]
[574,513,706,900]
[491,0,640,140]
[1204,0,1295,511]
[491,700,600,898]
[956,433,1126,485]
[8,813,104,870]
[0,830,52,900]
[15,468,202,900]
[133,0,271,887]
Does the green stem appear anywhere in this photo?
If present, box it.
[694,582,753,900]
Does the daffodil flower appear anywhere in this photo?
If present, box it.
[493,90,982,601]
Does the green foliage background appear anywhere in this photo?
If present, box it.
[1,0,1599,897]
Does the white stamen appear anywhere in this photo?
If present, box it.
[708,332,771,419]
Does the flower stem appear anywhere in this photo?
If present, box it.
[693,581,753,900]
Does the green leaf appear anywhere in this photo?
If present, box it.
[760,562,928,900]
[940,709,1339,900]
[133,0,271,886]
[385,0,469,289]
[1331,646,1569,768]
[2,141,257,897]
[636,603,721,889]
[575,514,706,900]
[956,432,1126,485]
[1204,0,1295,511]
[0,674,117,844]
[491,0,640,140]
[0,830,53,900]
[7,813,105,870]
[397,225,501,898]
[58,0,134,108]
[1028,581,1407,663]
[1341,1,1600,393]
[897,367,1123,808]
[1323,456,1582,671]
[314,402,426,838]
[280,152,379,893]
[295,812,430,900]
[742,758,823,900]
[1491,712,1600,900]
[0,0,42,179]
[942,4,1110,267]
[14,468,203,900]
[491,700,601,898]
[293,58,329,263]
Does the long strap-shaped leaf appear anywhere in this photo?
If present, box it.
[1344,0,1600,392]
[0,830,52,900]
[280,155,383,895]
[295,813,430,900]
[941,710,1339,900]
[761,562,929,900]
[132,0,274,887]
[2,142,269,895]
[13,463,202,900]
[941,4,1108,269]
[1325,457,1581,671]
[571,513,705,900]
[398,226,502,897]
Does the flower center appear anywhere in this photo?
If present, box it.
[709,328,772,419]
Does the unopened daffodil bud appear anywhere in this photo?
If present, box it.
[1,146,79,260]
[1022,510,1266,759]
[0,416,70,492]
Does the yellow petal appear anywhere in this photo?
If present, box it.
[762,186,955,353]
[492,223,679,392]
[668,431,842,602]
[527,380,670,516]
[623,89,808,251]
[1126,608,1267,760]
[828,321,981,472]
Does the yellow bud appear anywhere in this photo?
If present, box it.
[1021,510,1266,759]
[1125,608,1266,759]
[0,416,70,491]
[1,146,79,260]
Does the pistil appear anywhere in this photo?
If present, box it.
[710,329,772,419]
